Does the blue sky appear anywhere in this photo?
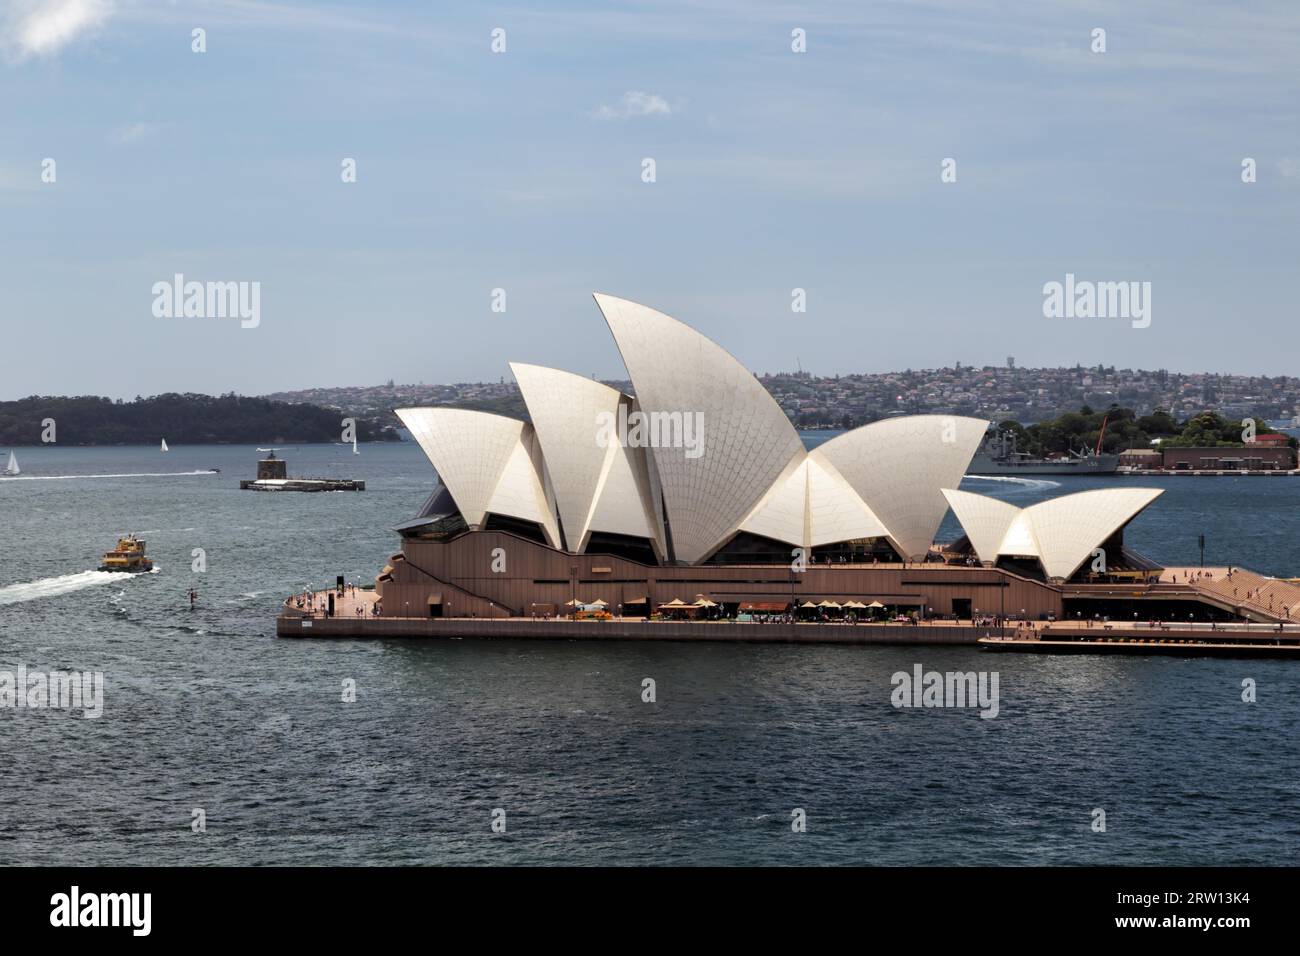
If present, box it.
[1,0,1298,399]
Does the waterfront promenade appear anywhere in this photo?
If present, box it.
[278,586,1300,650]
[281,589,995,643]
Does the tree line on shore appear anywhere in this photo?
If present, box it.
[2,393,1288,453]
[0,393,401,445]
[994,406,1296,457]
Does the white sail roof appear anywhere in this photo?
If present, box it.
[806,455,892,546]
[999,511,1042,560]
[812,415,988,560]
[397,296,1167,572]
[395,406,560,547]
[740,453,895,551]
[1025,487,1163,580]
[739,456,809,548]
[941,489,1022,563]
[943,487,1164,580]
[510,362,660,554]
[585,435,660,551]
[594,293,805,564]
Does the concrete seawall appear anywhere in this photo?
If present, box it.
[277,615,999,645]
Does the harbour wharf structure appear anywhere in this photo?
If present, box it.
[240,449,364,492]
[278,295,1300,650]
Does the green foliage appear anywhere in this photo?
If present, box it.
[1158,411,1295,448]
[998,406,1295,455]
[0,393,401,445]
[1002,403,1147,456]
[1136,408,1178,436]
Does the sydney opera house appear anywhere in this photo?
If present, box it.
[366,294,1208,626]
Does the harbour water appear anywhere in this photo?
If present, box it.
[1,441,1298,864]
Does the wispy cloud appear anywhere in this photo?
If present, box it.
[2,0,114,60]
[592,90,673,121]
[110,121,161,145]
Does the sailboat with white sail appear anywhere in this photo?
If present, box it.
[3,451,18,476]
[160,439,169,452]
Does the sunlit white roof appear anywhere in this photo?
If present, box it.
[509,362,659,554]
[1026,487,1163,579]
[594,293,805,563]
[586,434,660,553]
[397,296,1018,566]
[941,489,1022,562]
[806,455,893,547]
[739,456,809,548]
[944,486,1163,580]
[510,362,615,549]
[395,406,560,547]
[813,415,988,560]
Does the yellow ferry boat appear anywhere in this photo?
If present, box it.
[99,535,154,573]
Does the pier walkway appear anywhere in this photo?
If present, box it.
[1157,566,1300,623]
[285,587,379,620]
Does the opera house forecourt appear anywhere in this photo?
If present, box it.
[279,294,1300,654]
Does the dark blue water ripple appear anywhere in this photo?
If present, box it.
[0,443,1297,864]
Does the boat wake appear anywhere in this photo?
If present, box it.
[964,475,1062,490]
[0,470,218,482]
[0,568,155,607]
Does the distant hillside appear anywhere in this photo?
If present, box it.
[261,379,621,424]
[0,393,402,446]
[261,363,1300,430]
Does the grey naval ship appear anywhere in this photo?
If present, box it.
[967,429,1119,476]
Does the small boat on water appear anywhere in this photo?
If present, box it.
[160,439,169,452]
[99,535,154,573]
[3,451,17,476]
